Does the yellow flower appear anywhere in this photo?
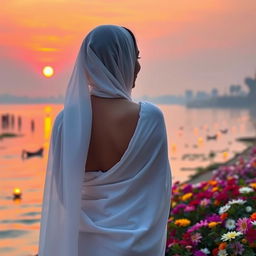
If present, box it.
[212,187,219,192]
[181,193,193,201]
[249,183,256,189]
[202,185,209,191]
[208,180,217,186]
[208,222,221,228]
[221,231,242,241]
[174,218,191,227]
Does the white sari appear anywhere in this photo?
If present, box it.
[38,25,172,256]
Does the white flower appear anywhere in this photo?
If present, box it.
[201,248,210,254]
[218,249,228,256]
[251,220,256,226]
[233,174,239,179]
[227,199,246,205]
[239,187,254,194]
[221,231,243,241]
[225,219,236,230]
[193,183,201,189]
[219,204,231,214]
[246,206,252,213]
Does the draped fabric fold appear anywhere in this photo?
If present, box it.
[38,25,171,256]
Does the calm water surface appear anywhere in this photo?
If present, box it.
[0,103,255,255]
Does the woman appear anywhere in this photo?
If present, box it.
[38,25,171,256]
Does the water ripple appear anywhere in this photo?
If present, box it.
[0,219,40,224]
[0,230,28,239]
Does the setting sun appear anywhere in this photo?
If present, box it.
[42,66,54,78]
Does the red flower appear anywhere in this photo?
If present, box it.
[246,227,256,244]
[212,248,219,256]
[189,199,200,206]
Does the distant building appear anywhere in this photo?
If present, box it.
[185,90,193,101]
[211,88,219,98]
[186,74,256,108]
[195,91,209,100]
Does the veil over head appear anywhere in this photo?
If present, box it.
[38,25,138,255]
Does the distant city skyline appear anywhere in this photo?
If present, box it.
[0,75,253,105]
[1,0,256,98]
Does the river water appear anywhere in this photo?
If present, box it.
[0,103,255,255]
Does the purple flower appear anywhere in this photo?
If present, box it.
[205,214,221,223]
[194,250,207,256]
[172,204,186,214]
[229,241,244,255]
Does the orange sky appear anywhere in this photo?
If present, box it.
[1,0,256,98]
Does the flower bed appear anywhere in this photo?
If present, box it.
[212,147,256,183]
[166,147,256,256]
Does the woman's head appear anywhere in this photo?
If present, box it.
[81,25,140,98]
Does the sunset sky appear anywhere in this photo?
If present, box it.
[1,0,256,98]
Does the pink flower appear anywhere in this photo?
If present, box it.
[190,232,202,245]
[184,205,195,212]
[200,198,210,207]
[236,217,252,234]
[188,220,208,233]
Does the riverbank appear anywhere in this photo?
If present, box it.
[186,138,256,184]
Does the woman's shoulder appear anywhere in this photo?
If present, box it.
[140,101,164,121]
[55,110,64,121]
[52,110,64,134]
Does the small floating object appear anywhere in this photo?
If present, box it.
[22,147,44,159]
[197,137,204,145]
[220,129,228,134]
[206,134,218,141]
[171,144,177,153]
[222,151,229,160]
[13,187,22,199]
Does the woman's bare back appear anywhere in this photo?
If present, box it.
[85,96,141,172]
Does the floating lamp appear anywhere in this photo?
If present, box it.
[13,187,22,199]
[222,151,229,160]
[197,137,204,145]
[171,144,177,153]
